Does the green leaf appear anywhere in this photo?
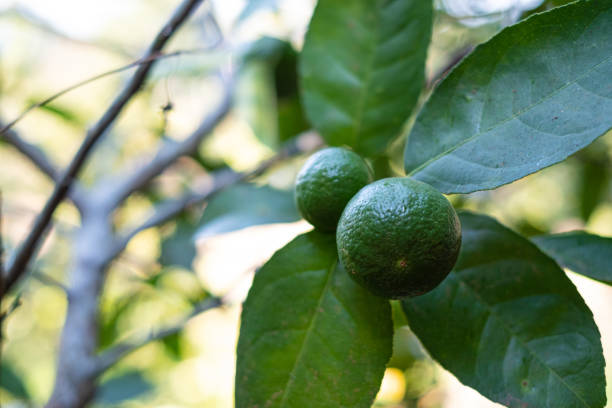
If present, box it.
[196,184,300,239]
[402,212,606,408]
[405,0,612,194]
[34,101,84,126]
[236,231,392,408]
[300,0,432,157]
[96,371,153,405]
[160,219,197,270]
[235,61,279,148]
[575,144,611,222]
[532,231,612,285]
[0,362,29,400]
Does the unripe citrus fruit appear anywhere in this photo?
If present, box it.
[336,177,461,299]
[295,147,372,232]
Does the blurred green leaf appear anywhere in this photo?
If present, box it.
[402,212,606,408]
[242,36,290,64]
[161,332,183,360]
[277,97,309,142]
[387,326,427,371]
[160,219,197,270]
[196,184,300,239]
[236,231,392,407]
[31,100,83,126]
[235,61,279,148]
[96,371,153,406]
[532,231,612,285]
[0,362,29,400]
[575,146,611,222]
[405,0,612,194]
[99,295,137,350]
[238,37,308,146]
[300,0,432,157]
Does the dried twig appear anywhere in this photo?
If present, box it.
[96,296,223,373]
[101,73,234,207]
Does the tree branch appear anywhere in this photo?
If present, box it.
[1,125,59,180]
[0,47,218,138]
[112,131,322,258]
[96,296,223,374]
[4,0,206,297]
[102,74,234,207]
[1,123,89,210]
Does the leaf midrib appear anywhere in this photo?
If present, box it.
[409,34,612,178]
[452,272,593,407]
[350,6,382,149]
[277,260,338,408]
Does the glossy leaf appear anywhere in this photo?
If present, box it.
[236,232,392,408]
[300,0,432,156]
[405,0,612,193]
[402,212,606,408]
[533,231,612,285]
[196,184,300,239]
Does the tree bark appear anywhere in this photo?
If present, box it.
[45,213,114,408]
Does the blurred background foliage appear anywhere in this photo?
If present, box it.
[0,0,610,407]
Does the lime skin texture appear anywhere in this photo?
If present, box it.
[295,147,373,232]
[336,177,461,299]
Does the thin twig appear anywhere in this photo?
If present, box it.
[33,272,68,292]
[1,125,60,180]
[96,296,223,373]
[5,0,206,296]
[0,47,216,137]
[113,131,322,256]
[1,125,88,209]
[103,73,234,206]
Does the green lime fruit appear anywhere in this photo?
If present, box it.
[295,147,372,232]
[336,177,461,299]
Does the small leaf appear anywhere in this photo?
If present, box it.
[0,362,29,400]
[196,184,300,239]
[235,61,279,148]
[405,0,612,194]
[32,100,83,126]
[96,371,153,405]
[300,0,432,156]
[402,212,606,408]
[532,231,612,285]
[160,219,197,270]
[236,232,392,408]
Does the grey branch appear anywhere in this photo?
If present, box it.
[102,74,234,207]
[0,47,219,138]
[96,296,223,374]
[4,0,205,297]
[1,125,60,180]
[113,131,322,258]
[1,124,88,209]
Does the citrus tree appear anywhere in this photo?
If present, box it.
[236,0,612,407]
[0,0,611,407]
